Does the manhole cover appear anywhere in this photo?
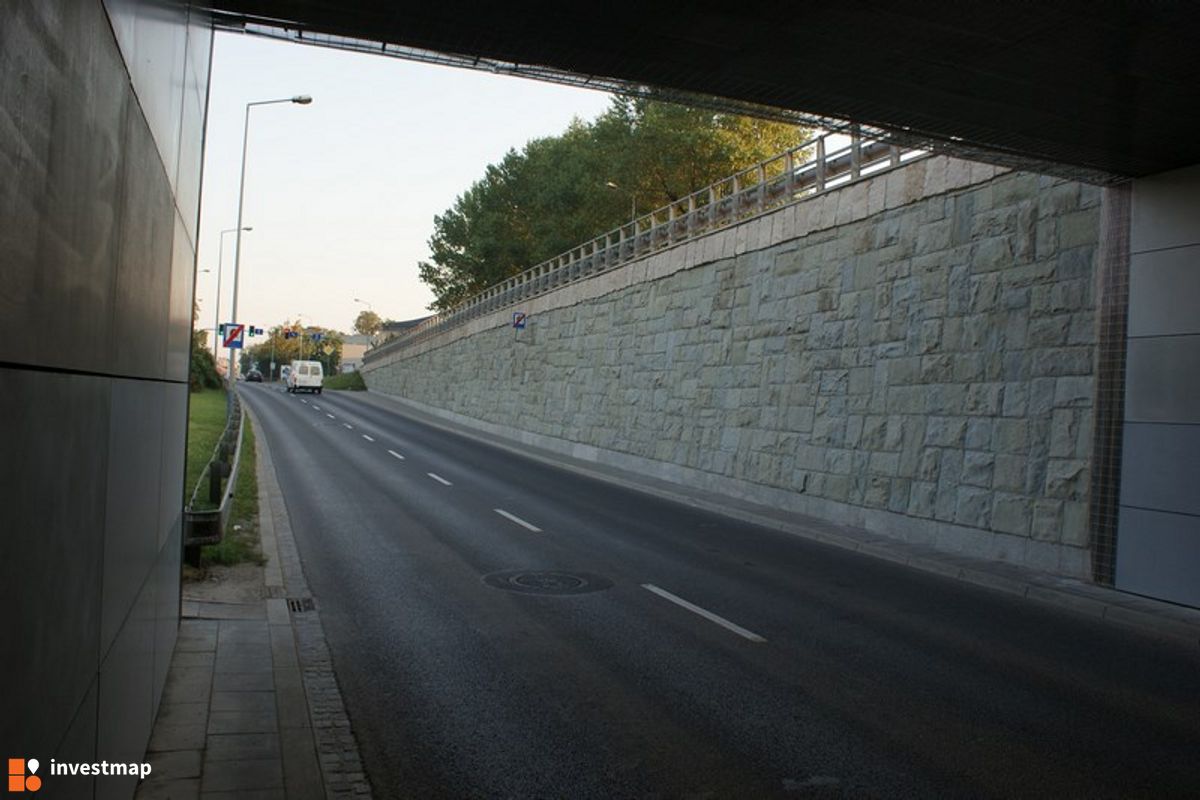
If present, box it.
[483,570,612,595]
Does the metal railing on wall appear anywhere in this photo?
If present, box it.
[366,128,925,362]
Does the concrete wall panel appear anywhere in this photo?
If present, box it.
[1120,423,1200,517]
[1119,163,1200,606]
[0,0,128,374]
[1130,163,1200,253]
[0,0,210,777]
[1124,335,1200,424]
[96,575,156,800]
[102,380,165,653]
[0,368,108,753]
[1116,507,1200,608]
[1128,246,1200,338]
[112,99,176,379]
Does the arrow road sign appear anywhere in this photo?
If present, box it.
[223,323,245,349]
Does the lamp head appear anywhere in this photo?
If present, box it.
[292,95,313,105]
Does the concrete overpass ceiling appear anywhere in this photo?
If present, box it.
[206,1,1199,182]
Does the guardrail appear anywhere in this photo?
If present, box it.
[183,389,245,565]
[366,127,925,362]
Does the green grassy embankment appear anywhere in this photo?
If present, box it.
[323,371,367,390]
[185,387,227,507]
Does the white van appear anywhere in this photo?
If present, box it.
[288,360,324,394]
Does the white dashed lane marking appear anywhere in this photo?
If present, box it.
[641,584,766,643]
[387,450,405,461]
[427,473,452,486]
[493,509,542,532]
[362,434,375,442]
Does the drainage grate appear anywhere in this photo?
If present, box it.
[483,570,612,595]
[287,597,316,613]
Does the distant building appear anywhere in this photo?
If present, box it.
[341,334,372,372]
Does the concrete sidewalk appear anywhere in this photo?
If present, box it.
[136,409,371,799]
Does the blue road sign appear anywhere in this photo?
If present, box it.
[512,311,527,330]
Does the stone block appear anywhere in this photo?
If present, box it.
[1061,501,1090,546]
[1048,409,1078,458]
[962,451,995,487]
[1031,499,1064,541]
[908,481,938,518]
[964,383,1004,415]
[869,451,900,476]
[1045,458,1088,499]
[971,236,1015,273]
[992,492,1032,536]
[993,418,1029,454]
[1032,347,1093,377]
[954,486,992,529]
[965,419,993,450]
[924,416,966,447]
[993,454,1026,491]
[917,448,942,481]
[1053,376,1092,408]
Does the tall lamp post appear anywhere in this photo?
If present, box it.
[212,226,252,363]
[229,94,312,381]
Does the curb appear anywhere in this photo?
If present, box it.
[244,398,375,798]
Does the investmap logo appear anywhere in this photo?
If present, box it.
[7,759,40,793]
[7,757,152,792]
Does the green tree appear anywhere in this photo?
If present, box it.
[417,97,809,310]
[190,328,221,391]
[353,309,383,336]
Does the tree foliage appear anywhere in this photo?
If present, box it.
[353,309,383,336]
[190,329,221,392]
[240,319,344,379]
[418,97,810,310]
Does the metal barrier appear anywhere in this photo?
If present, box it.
[183,389,245,565]
[366,128,925,361]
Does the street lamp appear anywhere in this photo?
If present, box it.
[229,94,312,380]
[212,226,252,362]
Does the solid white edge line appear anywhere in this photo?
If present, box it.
[493,508,542,532]
[641,584,767,643]
[427,472,452,486]
[362,434,375,442]
[387,450,405,461]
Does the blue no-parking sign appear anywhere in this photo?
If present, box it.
[512,311,527,330]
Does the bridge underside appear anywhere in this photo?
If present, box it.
[209,1,1200,182]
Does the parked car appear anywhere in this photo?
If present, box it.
[245,369,263,383]
[287,360,324,394]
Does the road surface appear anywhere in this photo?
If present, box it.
[239,383,1200,799]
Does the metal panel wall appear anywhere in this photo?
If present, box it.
[1117,164,1200,607]
[0,2,212,796]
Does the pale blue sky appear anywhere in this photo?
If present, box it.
[197,33,614,335]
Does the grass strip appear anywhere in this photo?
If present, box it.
[324,371,366,390]
[202,412,264,566]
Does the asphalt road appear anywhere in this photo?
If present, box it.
[240,383,1200,799]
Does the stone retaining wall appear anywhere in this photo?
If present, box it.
[365,156,1101,577]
